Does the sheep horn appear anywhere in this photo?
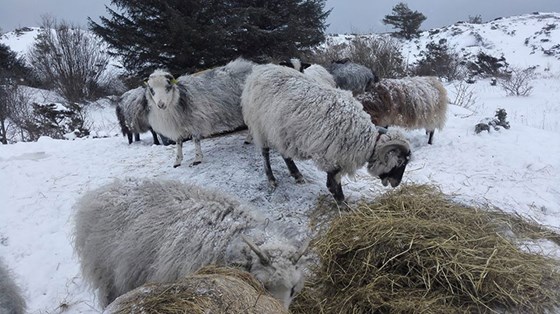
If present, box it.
[291,238,311,265]
[241,234,270,266]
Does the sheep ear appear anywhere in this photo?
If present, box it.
[241,235,271,266]
[291,238,310,265]
[143,80,148,87]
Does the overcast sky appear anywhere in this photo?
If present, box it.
[1,0,560,34]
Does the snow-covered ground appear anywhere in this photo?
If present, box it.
[1,12,559,314]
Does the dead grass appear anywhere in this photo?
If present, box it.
[292,184,560,314]
[105,265,288,314]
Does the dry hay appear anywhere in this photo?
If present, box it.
[291,184,560,314]
[104,265,288,314]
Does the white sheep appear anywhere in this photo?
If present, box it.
[355,76,448,144]
[145,57,256,167]
[279,58,336,87]
[0,259,26,314]
[326,58,379,95]
[73,178,309,309]
[115,86,161,145]
[242,64,411,202]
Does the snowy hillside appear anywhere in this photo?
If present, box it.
[329,12,560,74]
[1,12,560,314]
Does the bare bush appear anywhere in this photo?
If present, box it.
[305,36,406,79]
[500,67,536,96]
[27,16,118,103]
[451,80,478,110]
[1,85,37,142]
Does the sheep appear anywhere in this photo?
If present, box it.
[145,57,256,167]
[241,64,411,202]
[354,76,448,144]
[0,259,26,314]
[326,58,379,95]
[279,58,337,87]
[73,178,309,309]
[104,266,289,314]
[115,86,161,145]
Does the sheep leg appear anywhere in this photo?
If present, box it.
[282,157,305,184]
[191,137,203,166]
[244,132,253,145]
[150,129,160,145]
[262,147,277,188]
[173,139,183,168]
[126,132,133,144]
[427,130,434,145]
[134,133,140,142]
[326,170,344,202]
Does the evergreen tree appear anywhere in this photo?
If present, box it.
[382,2,426,40]
[89,0,330,78]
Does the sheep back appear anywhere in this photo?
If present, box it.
[304,64,337,87]
[116,86,151,134]
[367,76,448,131]
[0,259,26,314]
[242,64,378,177]
[103,266,289,314]
[74,178,304,308]
[326,61,377,94]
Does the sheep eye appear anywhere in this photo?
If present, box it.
[165,84,172,92]
[149,87,155,96]
[290,286,296,297]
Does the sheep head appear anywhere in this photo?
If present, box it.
[241,235,309,309]
[367,130,411,187]
[145,70,179,110]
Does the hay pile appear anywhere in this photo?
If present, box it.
[103,265,288,314]
[292,184,560,314]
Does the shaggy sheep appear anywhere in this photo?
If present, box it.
[104,266,289,314]
[279,58,336,87]
[242,64,411,202]
[355,76,448,144]
[326,58,379,95]
[73,178,309,309]
[145,57,256,167]
[115,86,161,145]
[0,259,26,314]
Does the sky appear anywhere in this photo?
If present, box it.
[1,0,560,34]
[1,13,560,313]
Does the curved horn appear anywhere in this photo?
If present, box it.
[291,238,311,265]
[241,235,270,266]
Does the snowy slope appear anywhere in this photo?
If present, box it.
[329,12,560,74]
[1,12,559,314]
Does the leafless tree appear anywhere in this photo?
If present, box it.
[27,16,118,103]
[500,66,536,96]
[305,36,407,79]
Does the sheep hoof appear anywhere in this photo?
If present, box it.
[173,163,181,168]
[268,180,278,189]
[295,177,306,184]
[190,161,202,167]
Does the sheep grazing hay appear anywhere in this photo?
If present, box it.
[291,184,560,314]
[104,266,288,314]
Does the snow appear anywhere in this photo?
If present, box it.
[1,12,560,314]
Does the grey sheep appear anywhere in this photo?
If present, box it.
[242,64,411,202]
[326,58,379,95]
[73,178,309,309]
[355,76,448,144]
[145,57,256,167]
[0,259,26,314]
[115,86,161,145]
